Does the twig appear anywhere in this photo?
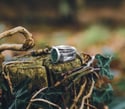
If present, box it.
[26,87,47,109]
[0,26,34,52]
[86,98,89,109]
[93,71,100,79]
[84,103,97,109]
[2,72,13,94]
[54,67,93,87]
[70,78,87,109]
[26,87,61,109]
[30,98,61,109]
[31,87,47,99]
[0,44,24,52]
[0,26,32,39]
[80,78,95,109]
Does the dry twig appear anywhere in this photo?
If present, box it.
[26,87,61,109]
[70,78,87,109]
[26,87,47,109]
[2,71,13,93]
[84,103,97,109]
[80,78,95,109]
[30,98,61,109]
[0,26,34,52]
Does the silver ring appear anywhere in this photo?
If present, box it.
[51,45,77,63]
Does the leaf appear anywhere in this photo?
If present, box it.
[92,54,114,106]
[9,79,32,109]
[95,54,113,80]
[92,83,113,105]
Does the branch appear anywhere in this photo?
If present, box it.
[54,67,93,87]
[84,102,97,109]
[30,98,61,109]
[70,78,87,109]
[26,87,62,109]
[0,44,23,51]
[80,78,95,109]
[26,87,47,109]
[0,26,34,52]
[2,72,13,94]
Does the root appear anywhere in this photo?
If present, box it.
[0,26,34,52]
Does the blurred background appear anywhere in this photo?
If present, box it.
[0,0,125,108]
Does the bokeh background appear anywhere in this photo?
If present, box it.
[0,0,125,108]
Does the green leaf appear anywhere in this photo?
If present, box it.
[9,79,32,109]
[92,84,113,105]
[95,54,113,80]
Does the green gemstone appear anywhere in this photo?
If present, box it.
[51,48,59,63]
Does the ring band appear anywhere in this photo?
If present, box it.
[51,45,77,63]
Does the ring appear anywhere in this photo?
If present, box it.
[51,45,77,63]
